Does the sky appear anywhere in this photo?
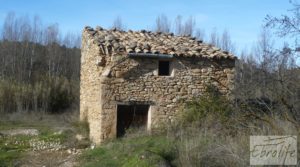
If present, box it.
[0,0,293,52]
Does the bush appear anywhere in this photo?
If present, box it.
[47,77,76,113]
[180,85,233,126]
[164,86,299,167]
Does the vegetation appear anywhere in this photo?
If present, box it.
[0,76,78,113]
[0,13,80,113]
[0,124,66,166]
[180,85,232,125]
[80,86,299,166]
[0,111,90,167]
[0,2,300,166]
[81,135,175,167]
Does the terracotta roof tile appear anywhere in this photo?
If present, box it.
[84,26,236,60]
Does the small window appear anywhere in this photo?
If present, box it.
[158,61,170,76]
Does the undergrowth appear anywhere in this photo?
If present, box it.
[80,86,300,167]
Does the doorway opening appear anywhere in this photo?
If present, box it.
[117,104,149,137]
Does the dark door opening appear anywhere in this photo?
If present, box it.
[117,104,149,137]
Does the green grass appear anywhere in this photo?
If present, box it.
[0,150,20,167]
[0,135,31,167]
[80,135,176,167]
[0,121,68,167]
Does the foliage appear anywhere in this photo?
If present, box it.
[0,76,78,113]
[80,94,300,167]
[180,85,233,125]
[0,13,80,114]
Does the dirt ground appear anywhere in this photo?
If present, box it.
[19,150,80,167]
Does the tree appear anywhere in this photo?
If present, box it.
[154,14,171,33]
[209,28,220,47]
[234,27,300,122]
[266,1,300,38]
[174,15,183,35]
[173,15,196,36]
[195,28,205,41]
[183,16,195,36]
[221,29,235,53]
[265,1,300,64]
[208,28,235,53]
[264,2,300,119]
[112,16,126,30]
[2,12,16,41]
[0,13,81,113]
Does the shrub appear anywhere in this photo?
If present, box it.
[180,85,233,126]
[47,77,76,113]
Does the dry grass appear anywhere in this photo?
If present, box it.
[0,110,79,129]
[164,110,300,167]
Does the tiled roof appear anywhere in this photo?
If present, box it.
[84,26,236,60]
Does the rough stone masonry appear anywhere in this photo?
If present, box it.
[80,26,236,144]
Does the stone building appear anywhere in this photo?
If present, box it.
[80,26,236,144]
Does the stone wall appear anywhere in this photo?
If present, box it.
[80,31,104,143]
[80,30,235,144]
[97,57,235,142]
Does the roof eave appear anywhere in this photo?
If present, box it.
[128,53,174,59]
